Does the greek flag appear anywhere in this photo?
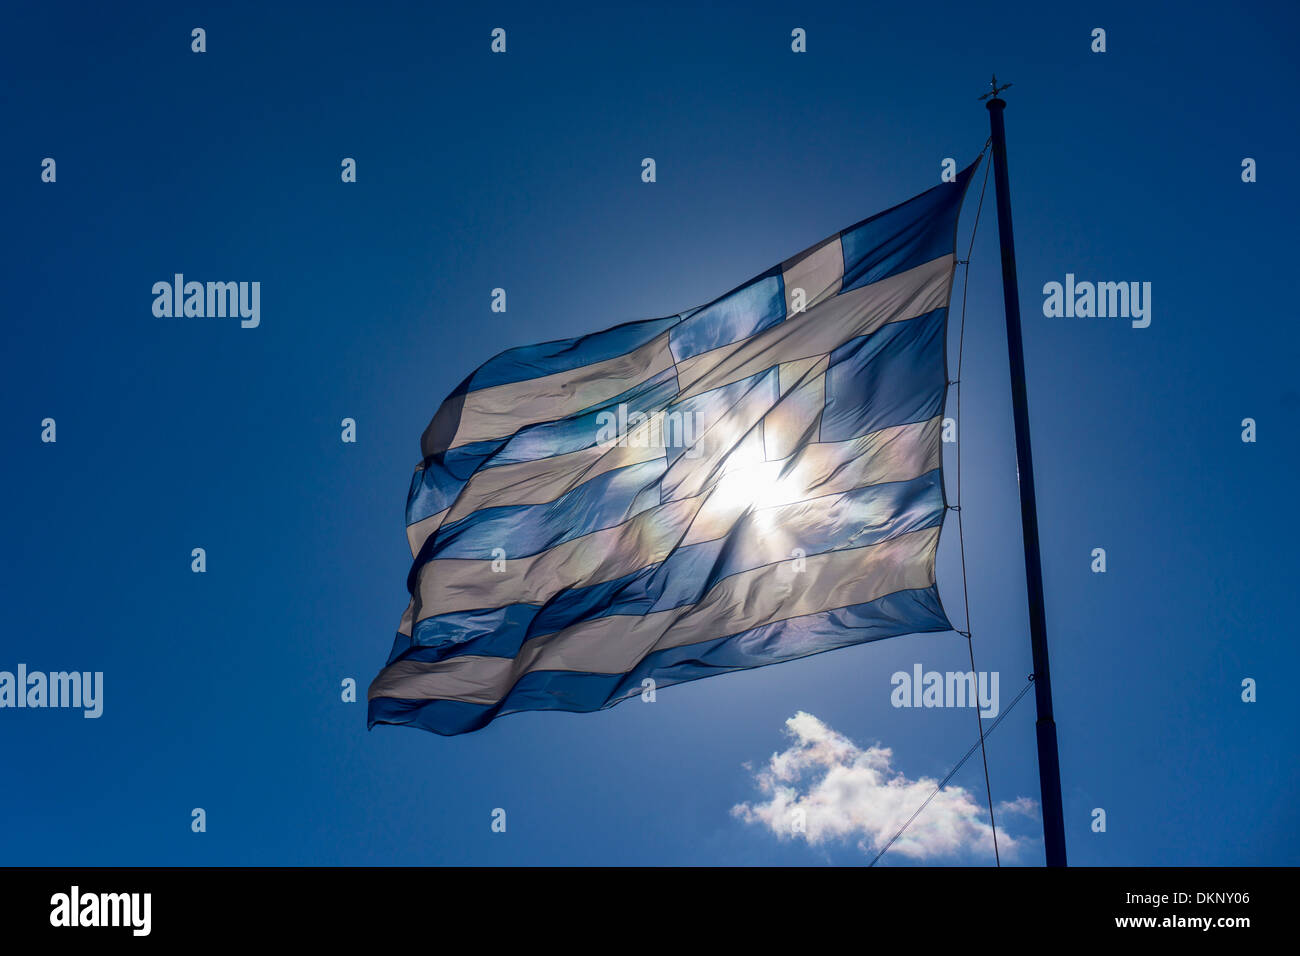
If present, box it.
[369,165,977,735]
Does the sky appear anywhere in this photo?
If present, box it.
[2,0,1297,866]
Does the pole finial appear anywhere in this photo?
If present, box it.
[979,73,1013,101]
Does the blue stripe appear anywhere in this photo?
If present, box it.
[820,307,946,443]
[406,438,506,525]
[838,163,974,294]
[669,272,785,362]
[368,586,951,735]
[485,367,679,469]
[430,457,666,560]
[385,604,536,666]
[392,469,943,667]
[461,315,681,393]
[407,367,676,527]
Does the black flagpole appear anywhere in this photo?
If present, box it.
[981,76,1068,867]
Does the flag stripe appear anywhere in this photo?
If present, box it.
[370,585,950,736]
[455,314,682,395]
[443,427,668,525]
[392,468,943,666]
[431,457,667,561]
[371,524,941,706]
[482,367,681,469]
[447,331,677,449]
[838,173,971,292]
[406,415,943,619]
[781,235,844,314]
[669,272,785,362]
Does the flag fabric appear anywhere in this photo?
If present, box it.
[369,163,978,735]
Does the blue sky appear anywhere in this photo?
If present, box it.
[2,0,1297,865]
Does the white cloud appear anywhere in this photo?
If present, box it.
[996,796,1039,819]
[732,711,1036,862]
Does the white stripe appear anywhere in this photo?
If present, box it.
[781,234,843,316]
[445,415,668,523]
[406,509,447,558]
[449,331,676,449]
[397,596,416,638]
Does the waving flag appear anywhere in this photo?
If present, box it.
[369,165,978,735]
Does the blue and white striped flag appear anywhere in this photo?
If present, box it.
[369,165,977,735]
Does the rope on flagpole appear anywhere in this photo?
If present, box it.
[904,140,1003,874]
[867,675,1034,867]
[952,142,1000,865]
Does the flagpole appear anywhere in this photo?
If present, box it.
[982,78,1068,867]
